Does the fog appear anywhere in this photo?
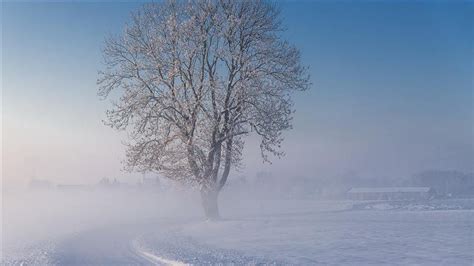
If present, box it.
[2,188,182,240]
[1,181,310,263]
[3,173,474,264]
[2,185,194,261]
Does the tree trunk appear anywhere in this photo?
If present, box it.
[200,188,220,220]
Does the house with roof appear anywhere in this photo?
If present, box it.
[347,187,434,200]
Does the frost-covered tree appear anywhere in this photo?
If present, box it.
[98,0,310,219]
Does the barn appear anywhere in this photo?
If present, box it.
[347,187,434,200]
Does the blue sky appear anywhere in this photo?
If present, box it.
[2,1,473,185]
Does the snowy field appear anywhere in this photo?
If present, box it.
[2,189,473,265]
[137,199,474,265]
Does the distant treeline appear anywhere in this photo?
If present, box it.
[411,170,474,197]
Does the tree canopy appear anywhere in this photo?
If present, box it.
[98,0,310,217]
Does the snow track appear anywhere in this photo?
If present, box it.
[3,199,474,265]
[49,225,152,265]
[133,248,188,266]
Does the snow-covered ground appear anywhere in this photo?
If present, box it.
[2,190,473,265]
[136,199,474,265]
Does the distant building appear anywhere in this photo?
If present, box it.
[347,187,434,200]
[56,184,91,191]
[28,178,53,190]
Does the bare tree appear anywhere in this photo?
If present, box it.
[98,0,310,219]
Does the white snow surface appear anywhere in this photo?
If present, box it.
[137,199,474,265]
[2,189,474,265]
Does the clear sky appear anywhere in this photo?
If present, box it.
[2,1,473,186]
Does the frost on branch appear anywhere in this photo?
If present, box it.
[98,0,310,198]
